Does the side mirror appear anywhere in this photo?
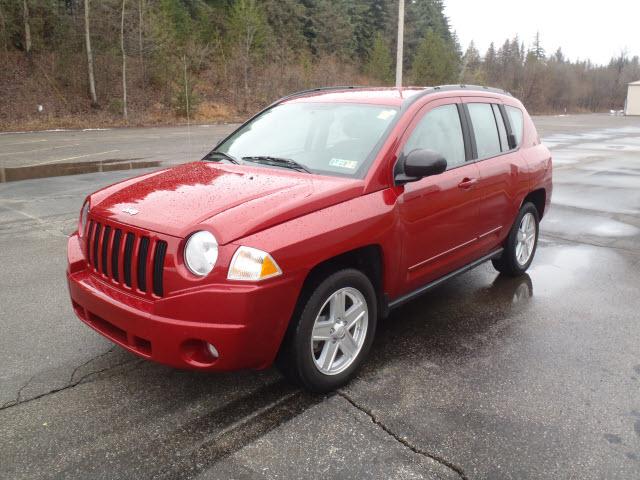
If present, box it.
[395,149,447,185]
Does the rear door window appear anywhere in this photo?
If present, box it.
[505,106,524,147]
[404,104,466,169]
[467,103,501,159]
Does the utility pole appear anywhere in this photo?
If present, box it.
[395,0,405,89]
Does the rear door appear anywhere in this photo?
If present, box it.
[397,98,484,293]
[462,98,529,253]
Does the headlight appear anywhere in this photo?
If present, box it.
[184,231,218,277]
[79,201,90,237]
[228,246,282,281]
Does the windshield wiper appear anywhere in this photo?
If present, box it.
[203,150,240,164]
[242,156,312,173]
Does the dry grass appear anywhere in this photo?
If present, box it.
[0,101,242,132]
[193,102,242,123]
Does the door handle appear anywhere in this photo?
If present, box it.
[458,177,477,189]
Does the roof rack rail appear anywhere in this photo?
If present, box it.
[434,84,511,95]
[401,84,512,110]
[269,85,361,108]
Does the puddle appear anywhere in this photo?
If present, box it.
[528,244,596,297]
[551,186,639,215]
[545,212,639,238]
[571,142,640,153]
[549,150,598,165]
[0,158,160,183]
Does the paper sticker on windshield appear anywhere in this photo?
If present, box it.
[329,158,358,170]
[377,110,397,120]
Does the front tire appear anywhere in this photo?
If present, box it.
[492,202,539,276]
[277,269,377,393]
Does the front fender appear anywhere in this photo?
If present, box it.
[233,189,402,300]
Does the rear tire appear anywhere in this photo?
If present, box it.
[276,269,377,393]
[492,202,539,277]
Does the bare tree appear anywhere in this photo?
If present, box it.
[22,0,31,54]
[84,0,98,107]
[138,0,145,87]
[121,0,128,121]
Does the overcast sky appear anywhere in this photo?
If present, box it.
[443,0,640,65]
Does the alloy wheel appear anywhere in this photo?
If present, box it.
[310,287,368,375]
[515,212,537,266]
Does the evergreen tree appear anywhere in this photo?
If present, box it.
[405,0,454,57]
[484,41,497,82]
[460,40,481,83]
[410,29,458,85]
[1,0,635,128]
[365,33,393,84]
[300,0,354,58]
[227,0,269,111]
[532,31,545,60]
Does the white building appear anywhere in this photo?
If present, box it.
[626,80,640,115]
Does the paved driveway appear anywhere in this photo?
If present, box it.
[1,114,639,479]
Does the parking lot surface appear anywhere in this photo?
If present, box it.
[1,114,639,479]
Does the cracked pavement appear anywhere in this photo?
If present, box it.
[1,115,640,479]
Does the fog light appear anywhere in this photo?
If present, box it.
[206,343,219,358]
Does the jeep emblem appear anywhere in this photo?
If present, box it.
[122,207,139,216]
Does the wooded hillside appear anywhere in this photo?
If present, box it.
[0,0,638,130]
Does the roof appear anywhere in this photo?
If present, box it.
[283,87,426,107]
[281,85,512,108]
[629,80,640,85]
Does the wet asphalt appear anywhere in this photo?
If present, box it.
[0,114,639,479]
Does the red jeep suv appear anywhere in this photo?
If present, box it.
[67,86,552,392]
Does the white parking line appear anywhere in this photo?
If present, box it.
[25,149,121,167]
[0,143,80,157]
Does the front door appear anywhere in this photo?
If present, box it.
[397,99,483,294]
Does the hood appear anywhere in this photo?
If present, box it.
[89,162,364,243]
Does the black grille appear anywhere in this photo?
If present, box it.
[137,237,150,292]
[101,226,111,275]
[85,220,167,297]
[123,233,135,287]
[111,230,122,281]
[87,221,95,265]
[92,223,102,269]
[152,241,167,297]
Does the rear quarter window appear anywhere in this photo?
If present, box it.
[505,106,524,147]
[491,104,509,152]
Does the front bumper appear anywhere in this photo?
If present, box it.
[66,233,302,370]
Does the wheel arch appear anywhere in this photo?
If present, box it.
[300,244,385,313]
[276,244,385,359]
[522,188,546,219]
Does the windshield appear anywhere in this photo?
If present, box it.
[213,102,399,177]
